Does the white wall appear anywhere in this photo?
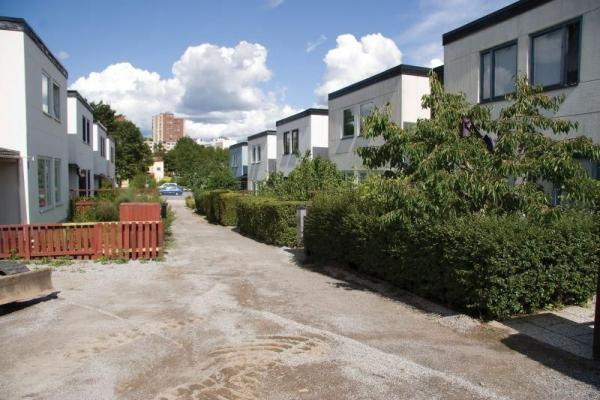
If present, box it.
[276,114,329,176]
[93,123,109,180]
[247,133,276,190]
[443,0,600,142]
[67,96,95,195]
[328,74,430,172]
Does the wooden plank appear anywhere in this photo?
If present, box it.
[23,225,31,259]
[149,222,156,258]
[144,222,150,259]
[124,223,130,259]
[158,221,164,257]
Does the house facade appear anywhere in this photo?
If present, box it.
[327,64,431,175]
[0,17,69,224]
[276,108,329,176]
[92,122,115,189]
[247,131,276,191]
[229,141,248,189]
[443,0,600,148]
[67,90,95,197]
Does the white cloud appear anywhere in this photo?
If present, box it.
[267,0,284,8]
[429,58,443,68]
[306,34,327,53]
[57,51,69,60]
[71,42,295,142]
[315,33,402,101]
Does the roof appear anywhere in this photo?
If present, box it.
[442,0,553,45]
[67,90,94,114]
[328,64,430,101]
[247,130,276,141]
[276,108,328,127]
[229,141,248,150]
[0,16,68,78]
[94,121,108,133]
[0,147,20,159]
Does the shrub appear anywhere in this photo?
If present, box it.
[193,189,206,214]
[94,201,119,221]
[305,191,598,320]
[203,189,230,223]
[217,192,244,226]
[185,195,195,209]
[236,196,302,247]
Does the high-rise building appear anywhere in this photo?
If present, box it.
[152,112,184,150]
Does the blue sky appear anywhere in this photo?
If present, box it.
[1,0,510,139]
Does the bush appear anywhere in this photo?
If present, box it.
[305,192,598,320]
[217,192,244,226]
[185,195,195,209]
[236,196,302,247]
[203,189,230,223]
[94,201,119,221]
[193,189,206,214]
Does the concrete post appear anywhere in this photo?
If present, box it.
[296,204,306,243]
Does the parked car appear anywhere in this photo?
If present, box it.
[159,183,183,196]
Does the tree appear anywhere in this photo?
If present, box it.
[90,101,119,134]
[112,120,153,183]
[357,73,600,220]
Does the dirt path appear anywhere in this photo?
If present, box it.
[1,197,599,399]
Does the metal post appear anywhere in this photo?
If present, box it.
[593,263,600,360]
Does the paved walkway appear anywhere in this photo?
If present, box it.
[1,198,599,399]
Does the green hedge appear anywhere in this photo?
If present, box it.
[304,193,598,320]
[203,189,229,223]
[193,190,207,214]
[217,192,244,226]
[236,196,302,247]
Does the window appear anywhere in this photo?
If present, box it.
[52,83,61,119]
[54,159,62,204]
[291,129,299,154]
[257,145,262,162]
[86,120,90,143]
[82,117,91,144]
[359,102,374,135]
[100,137,106,157]
[480,42,517,101]
[531,19,580,88]
[252,146,256,163]
[343,108,355,137]
[42,73,50,114]
[283,131,290,155]
[403,121,417,130]
[37,157,51,209]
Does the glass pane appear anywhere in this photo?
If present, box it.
[533,29,562,87]
[481,52,491,100]
[493,44,517,97]
[565,22,580,85]
[54,159,61,203]
[53,84,60,119]
[42,75,49,113]
[343,109,354,137]
[292,130,299,152]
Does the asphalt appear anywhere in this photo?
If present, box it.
[1,197,599,400]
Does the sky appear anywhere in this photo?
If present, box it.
[1,0,511,141]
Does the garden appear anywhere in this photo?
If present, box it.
[192,74,600,320]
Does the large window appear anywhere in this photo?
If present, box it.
[283,131,290,155]
[52,83,61,120]
[100,137,106,157]
[531,19,580,89]
[480,42,517,101]
[54,159,62,204]
[343,108,355,137]
[82,116,91,144]
[257,145,262,162]
[252,146,256,163]
[291,129,299,154]
[359,102,374,135]
[42,73,50,114]
[37,157,51,209]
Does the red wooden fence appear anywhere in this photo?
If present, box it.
[0,221,163,260]
[120,203,161,222]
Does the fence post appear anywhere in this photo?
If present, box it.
[593,263,600,360]
[23,224,31,260]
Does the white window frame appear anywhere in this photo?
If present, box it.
[42,72,50,115]
[54,158,62,205]
[37,156,52,211]
[342,107,355,138]
[52,81,61,120]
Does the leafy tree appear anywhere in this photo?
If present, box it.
[357,74,600,220]
[260,153,344,200]
[90,101,119,134]
[112,120,153,183]
[163,137,230,188]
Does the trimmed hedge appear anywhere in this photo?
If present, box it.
[217,192,244,226]
[204,189,229,223]
[193,190,207,215]
[236,196,302,247]
[304,193,598,320]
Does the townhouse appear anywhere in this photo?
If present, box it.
[0,17,69,224]
[229,141,248,189]
[92,122,116,190]
[327,64,431,176]
[67,90,95,197]
[275,108,328,177]
[247,131,276,191]
[442,0,600,179]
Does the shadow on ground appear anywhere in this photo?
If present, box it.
[0,292,59,317]
[284,247,600,388]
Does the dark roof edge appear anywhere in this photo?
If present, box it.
[247,130,276,141]
[276,108,328,127]
[94,121,107,132]
[328,64,430,101]
[0,16,68,78]
[229,141,248,149]
[67,90,94,114]
[442,0,553,45]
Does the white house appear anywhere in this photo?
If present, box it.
[247,130,276,191]
[0,17,69,224]
[229,141,248,189]
[276,108,329,176]
[443,0,600,143]
[327,64,431,175]
[92,122,112,189]
[67,90,95,197]
[148,159,164,181]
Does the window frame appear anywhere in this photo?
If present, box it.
[54,158,62,205]
[283,131,290,155]
[529,17,582,91]
[257,145,262,162]
[479,40,518,103]
[291,129,299,154]
[37,156,52,211]
[42,72,50,115]
[52,81,61,120]
[342,108,355,138]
